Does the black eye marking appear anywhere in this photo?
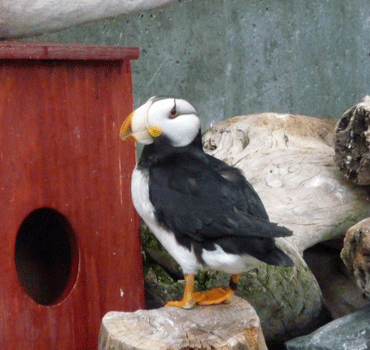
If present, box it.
[169,99,178,118]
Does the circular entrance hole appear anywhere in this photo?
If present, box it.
[14,208,79,306]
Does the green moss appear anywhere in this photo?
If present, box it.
[140,225,163,252]
[195,270,220,291]
[149,263,175,285]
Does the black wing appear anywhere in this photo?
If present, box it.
[149,150,292,243]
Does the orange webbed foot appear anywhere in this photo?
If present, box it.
[194,274,240,306]
[165,273,241,309]
[193,287,235,305]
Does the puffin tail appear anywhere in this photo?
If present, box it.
[264,247,294,267]
[270,223,293,237]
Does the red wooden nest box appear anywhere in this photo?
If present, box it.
[0,42,144,349]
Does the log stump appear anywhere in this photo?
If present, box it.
[334,96,370,185]
[341,217,370,299]
[98,296,268,350]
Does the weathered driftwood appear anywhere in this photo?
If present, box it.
[98,296,267,350]
[203,113,370,253]
[334,96,370,186]
[341,217,370,299]
[0,0,175,38]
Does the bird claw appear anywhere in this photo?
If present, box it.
[165,299,196,309]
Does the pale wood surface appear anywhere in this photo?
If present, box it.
[203,113,370,253]
[0,0,175,38]
[98,296,268,350]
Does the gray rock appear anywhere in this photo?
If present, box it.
[285,304,370,350]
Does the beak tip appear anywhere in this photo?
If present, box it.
[120,111,135,142]
[119,131,136,142]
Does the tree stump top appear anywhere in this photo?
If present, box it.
[334,96,370,185]
[98,296,267,350]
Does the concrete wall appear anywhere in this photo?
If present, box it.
[28,0,370,131]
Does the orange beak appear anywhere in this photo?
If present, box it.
[120,112,136,141]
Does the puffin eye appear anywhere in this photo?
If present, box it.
[169,106,178,119]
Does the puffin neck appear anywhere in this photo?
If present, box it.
[138,130,204,168]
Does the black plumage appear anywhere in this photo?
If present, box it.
[138,131,294,268]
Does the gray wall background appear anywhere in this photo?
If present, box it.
[28,0,370,132]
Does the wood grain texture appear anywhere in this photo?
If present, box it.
[0,44,144,349]
[99,296,268,350]
[203,113,370,253]
[0,41,140,60]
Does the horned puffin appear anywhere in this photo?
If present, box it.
[120,96,294,309]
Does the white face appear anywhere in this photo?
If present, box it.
[127,97,201,147]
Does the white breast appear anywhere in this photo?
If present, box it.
[131,167,202,275]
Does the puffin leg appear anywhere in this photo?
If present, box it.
[165,274,196,309]
[229,273,240,291]
[194,273,241,306]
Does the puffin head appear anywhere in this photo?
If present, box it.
[120,96,200,147]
